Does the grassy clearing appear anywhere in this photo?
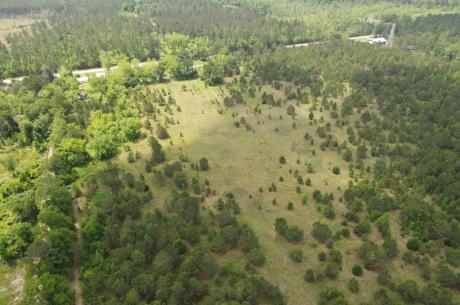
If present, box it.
[0,264,24,305]
[0,147,40,182]
[0,17,36,44]
[112,78,408,304]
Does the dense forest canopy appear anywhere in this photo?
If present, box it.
[1,0,460,305]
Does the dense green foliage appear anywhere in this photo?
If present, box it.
[1,0,460,304]
[394,13,460,60]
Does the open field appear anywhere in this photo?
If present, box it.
[110,78,433,304]
[0,17,35,44]
[0,264,24,305]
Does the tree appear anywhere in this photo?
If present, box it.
[347,278,359,293]
[161,33,196,80]
[304,269,316,282]
[0,154,18,176]
[421,283,454,305]
[376,213,390,237]
[288,249,303,263]
[343,148,352,162]
[199,157,209,171]
[383,237,399,258]
[0,222,33,261]
[275,218,288,236]
[25,273,74,305]
[148,136,166,165]
[332,167,340,175]
[352,265,363,276]
[286,226,304,243]
[325,263,340,279]
[353,220,371,237]
[201,59,225,86]
[99,50,124,70]
[48,111,67,147]
[287,105,296,117]
[397,279,419,303]
[357,145,368,159]
[174,172,188,190]
[86,111,139,160]
[156,124,170,139]
[312,222,332,243]
[359,241,384,270]
[34,180,73,214]
[406,238,421,251]
[275,218,304,243]
[377,269,392,286]
[317,288,349,305]
[49,138,90,175]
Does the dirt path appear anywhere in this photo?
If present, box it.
[71,200,82,305]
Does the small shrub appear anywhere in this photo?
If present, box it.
[352,265,363,276]
[304,269,316,282]
[406,238,421,251]
[289,249,303,263]
[348,278,360,293]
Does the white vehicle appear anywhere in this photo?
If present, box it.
[76,76,89,84]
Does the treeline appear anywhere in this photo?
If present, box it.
[395,13,460,60]
[0,0,377,78]
[0,8,160,77]
[0,0,126,15]
[144,0,310,49]
[0,0,322,78]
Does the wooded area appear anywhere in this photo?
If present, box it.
[1,0,460,305]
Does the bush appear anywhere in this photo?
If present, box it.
[127,151,135,163]
[155,123,170,139]
[325,263,340,279]
[279,156,286,164]
[304,269,316,282]
[341,228,350,238]
[406,238,421,251]
[199,157,210,171]
[397,279,420,303]
[286,226,304,243]
[377,269,392,286]
[332,167,340,175]
[352,265,363,277]
[323,206,336,220]
[317,288,349,305]
[312,222,332,243]
[347,278,359,293]
[275,218,304,243]
[288,249,303,263]
[318,251,327,262]
[353,220,371,237]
